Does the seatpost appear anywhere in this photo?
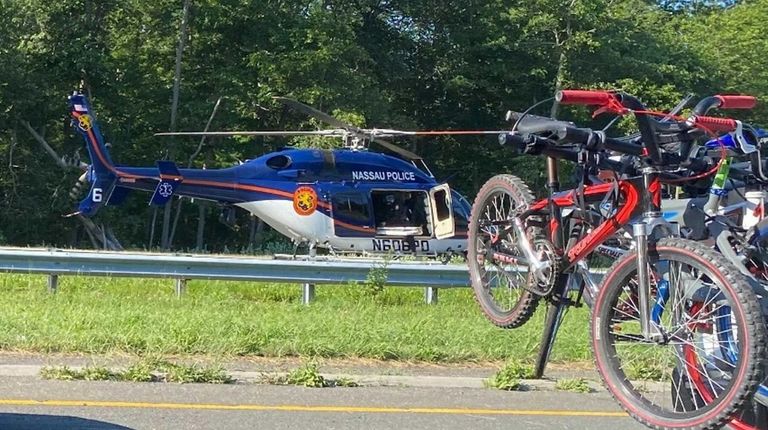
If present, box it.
[546,156,566,249]
[546,157,560,192]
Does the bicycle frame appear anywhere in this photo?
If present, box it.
[479,91,767,426]
[501,166,681,377]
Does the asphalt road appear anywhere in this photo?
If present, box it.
[0,376,645,430]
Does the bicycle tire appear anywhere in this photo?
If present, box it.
[591,238,766,430]
[467,174,540,329]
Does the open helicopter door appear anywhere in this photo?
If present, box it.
[429,184,455,239]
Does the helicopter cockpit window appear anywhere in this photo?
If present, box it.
[371,190,428,236]
[432,189,451,221]
[266,155,292,169]
[452,200,469,230]
[331,192,370,223]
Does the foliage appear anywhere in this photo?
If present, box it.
[555,377,592,393]
[285,361,327,388]
[0,0,760,249]
[41,365,118,381]
[485,359,535,391]
[40,358,233,384]
[0,274,594,363]
[626,358,667,381]
[363,257,389,297]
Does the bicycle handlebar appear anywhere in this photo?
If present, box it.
[716,95,757,110]
[691,116,738,133]
[556,90,617,106]
[499,129,715,181]
[501,90,757,180]
[693,95,757,115]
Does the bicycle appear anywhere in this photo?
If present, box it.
[467,90,766,429]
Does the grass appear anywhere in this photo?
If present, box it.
[555,377,592,393]
[0,273,592,363]
[485,359,535,391]
[41,358,232,384]
[41,365,118,381]
[285,361,326,387]
[259,362,358,388]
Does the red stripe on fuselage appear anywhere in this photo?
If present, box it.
[72,111,142,180]
[72,110,331,209]
[333,218,374,233]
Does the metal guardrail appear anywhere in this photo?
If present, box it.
[0,247,470,304]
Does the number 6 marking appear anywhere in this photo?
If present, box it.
[92,188,103,202]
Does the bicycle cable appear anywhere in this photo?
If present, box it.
[511,97,556,132]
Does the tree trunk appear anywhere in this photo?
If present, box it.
[549,48,568,120]
[161,0,191,250]
[20,121,68,169]
[168,97,222,249]
[195,202,207,251]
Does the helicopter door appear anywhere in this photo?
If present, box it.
[429,184,455,239]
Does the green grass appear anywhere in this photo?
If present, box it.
[485,359,535,391]
[555,377,592,393]
[259,361,359,388]
[285,361,326,387]
[0,274,592,363]
[40,358,232,383]
[40,365,118,381]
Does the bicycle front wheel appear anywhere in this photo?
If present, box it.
[591,238,766,430]
[467,174,541,329]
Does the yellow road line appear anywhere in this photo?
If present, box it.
[0,399,627,417]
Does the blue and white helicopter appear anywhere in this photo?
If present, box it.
[68,92,486,256]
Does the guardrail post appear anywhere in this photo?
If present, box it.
[175,279,187,297]
[424,287,438,305]
[302,283,315,304]
[47,274,58,294]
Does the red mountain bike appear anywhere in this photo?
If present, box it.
[468,91,766,430]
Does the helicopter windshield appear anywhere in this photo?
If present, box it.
[451,190,470,232]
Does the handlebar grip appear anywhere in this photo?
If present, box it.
[601,136,644,156]
[693,116,738,133]
[561,126,592,144]
[498,133,527,153]
[715,95,757,110]
[556,90,616,106]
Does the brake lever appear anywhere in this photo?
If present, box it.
[734,121,759,154]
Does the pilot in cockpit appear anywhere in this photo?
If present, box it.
[384,193,412,226]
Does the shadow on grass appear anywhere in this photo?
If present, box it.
[0,413,134,429]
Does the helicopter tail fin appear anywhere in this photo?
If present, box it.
[68,92,120,216]
[68,92,115,176]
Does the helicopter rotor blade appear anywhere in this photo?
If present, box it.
[274,97,363,133]
[274,97,505,161]
[275,97,424,160]
[370,137,422,160]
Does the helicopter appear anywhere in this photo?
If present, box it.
[67,92,492,256]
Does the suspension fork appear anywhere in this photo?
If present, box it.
[547,157,565,250]
[513,157,562,279]
[633,168,666,340]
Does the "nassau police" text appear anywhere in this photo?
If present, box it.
[352,170,416,182]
